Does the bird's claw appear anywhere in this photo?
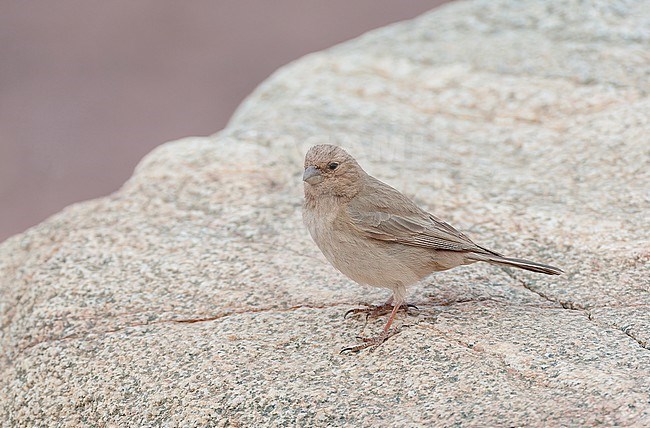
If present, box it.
[343,303,418,320]
[340,328,399,354]
[405,303,420,312]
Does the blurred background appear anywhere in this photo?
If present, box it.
[0,1,449,242]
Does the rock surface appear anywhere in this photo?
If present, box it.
[1,0,649,426]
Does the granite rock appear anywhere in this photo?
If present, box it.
[1,0,649,426]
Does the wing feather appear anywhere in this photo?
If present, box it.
[345,175,501,255]
[348,209,480,251]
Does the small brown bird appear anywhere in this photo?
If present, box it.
[302,144,562,352]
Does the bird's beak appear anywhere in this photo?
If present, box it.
[303,166,323,184]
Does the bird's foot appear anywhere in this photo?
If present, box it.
[340,328,399,353]
[344,302,418,320]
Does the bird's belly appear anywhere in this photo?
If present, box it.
[317,232,425,289]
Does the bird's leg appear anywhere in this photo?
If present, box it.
[343,295,418,320]
[341,302,402,353]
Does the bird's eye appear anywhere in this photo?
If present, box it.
[327,162,339,170]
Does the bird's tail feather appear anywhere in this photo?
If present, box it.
[468,254,563,275]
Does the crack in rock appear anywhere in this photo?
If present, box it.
[502,269,648,352]
[587,311,649,351]
[11,289,649,358]
[501,268,584,310]
[16,302,354,354]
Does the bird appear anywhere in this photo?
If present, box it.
[302,144,562,353]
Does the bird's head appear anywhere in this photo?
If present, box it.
[303,144,363,199]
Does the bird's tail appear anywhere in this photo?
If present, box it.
[468,253,563,275]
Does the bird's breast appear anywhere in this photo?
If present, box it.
[302,197,340,248]
[303,200,425,289]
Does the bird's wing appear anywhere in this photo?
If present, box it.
[347,209,482,252]
[345,175,501,255]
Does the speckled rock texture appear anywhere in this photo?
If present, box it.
[2,0,649,426]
